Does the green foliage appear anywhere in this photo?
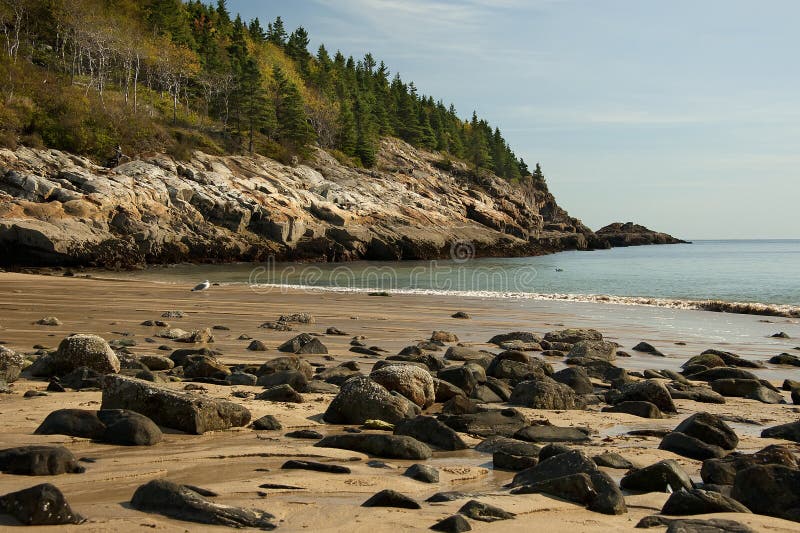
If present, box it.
[0,0,535,181]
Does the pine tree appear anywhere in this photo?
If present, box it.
[272,65,315,151]
[248,18,266,44]
[467,112,491,171]
[266,16,287,46]
[337,99,357,156]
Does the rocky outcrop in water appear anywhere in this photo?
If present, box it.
[595,222,686,247]
[0,139,612,267]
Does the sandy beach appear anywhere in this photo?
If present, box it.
[0,272,799,532]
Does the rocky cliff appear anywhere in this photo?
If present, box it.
[596,222,688,247]
[0,138,609,268]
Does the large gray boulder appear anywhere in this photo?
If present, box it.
[0,346,24,383]
[732,465,800,522]
[50,334,120,375]
[607,379,677,413]
[674,412,738,450]
[101,375,250,434]
[370,364,435,408]
[544,328,602,344]
[323,376,419,425]
[567,340,617,361]
[509,377,584,410]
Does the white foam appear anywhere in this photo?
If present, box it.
[247,283,800,318]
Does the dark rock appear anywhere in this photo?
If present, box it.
[316,433,432,459]
[131,479,275,528]
[0,483,84,525]
[304,380,339,394]
[323,376,419,425]
[325,327,348,335]
[661,488,751,516]
[621,460,693,493]
[34,408,106,440]
[567,357,628,382]
[255,384,303,403]
[688,367,759,382]
[256,355,313,379]
[362,489,420,509]
[660,432,727,460]
[444,346,491,362]
[761,420,800,442]
[489,331,542,345]
[633,342,665,356]
[0,446,84,475]
[438,408,527,437]
[514,425,591,443]
[710,379,785,404]
[281,460,350,474]
[394,415,467,450]
[441,395,479,415]
[438,366,479,395]
[405,463,439,483]
[552,367,594,394]
[277,333,314,353]
[731,464,800,521]
[509,377,584,409]
[636,516,756,532]
[225,372,258,386]
[607,379,677,413]
[772,332,790,338]
[512,472,597,504]
[593,452,634,469]
[770,353,800,366]
[101,375,251,434]
[247,340,268,351]
[182,354,230,379]
[458,500,515,522]
[493,449,539,471]
[668,382,726,404]
[285,429,323,439]
[511,450,596,487]
[545,328,602,344]
[252,415,282,430]
[97,409,162,446]
[433,378,467,402]
[297,337,328,355]
[538,443,573,462]
[674,412,738,450]
[568,340,617,361]
[431,514,471,532]
[426,491,473,503]
[603,401,663,419]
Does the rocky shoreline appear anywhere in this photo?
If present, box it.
[0,274,797,531]
[0,140,683,269]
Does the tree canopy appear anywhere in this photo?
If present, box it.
[0,0,533,180]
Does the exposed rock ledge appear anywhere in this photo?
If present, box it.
[596,222,687,247]
[0,138,616,268]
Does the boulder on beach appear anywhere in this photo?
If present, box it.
[131,479,276,529]
[509,377,584,410]
[0,346,24,383]
[621,459,693,493]
[761,420,800,442]
[0,483,84,525]
[0,446,85,476]
[674,412,738,450]
[34,408,163,446]
[323,376,419,425]
[544,328,603,344]
[659,431,727,460]
[567,340,617,361]
[315,433,432,459]
[362,489,421,509]
[438,408,528,438]
[101,375,250,434]
[48,334,120,376]
[602,401,663,419]
[370,364,435,408]
[731,465,800,522]
[661,488,751,516]
[394,415,467,450]
[606,379,677,413]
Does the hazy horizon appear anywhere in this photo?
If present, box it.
[229,0,799,240]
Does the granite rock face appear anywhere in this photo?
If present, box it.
[0,140,611,267]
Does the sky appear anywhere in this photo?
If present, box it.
[228,0,800,239]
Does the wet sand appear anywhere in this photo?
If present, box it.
[0,272,799,532]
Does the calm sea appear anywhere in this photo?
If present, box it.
[114,240,800,307]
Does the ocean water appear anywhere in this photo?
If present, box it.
[114,240,800,308]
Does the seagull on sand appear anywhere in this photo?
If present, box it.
[191,280,211,292]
